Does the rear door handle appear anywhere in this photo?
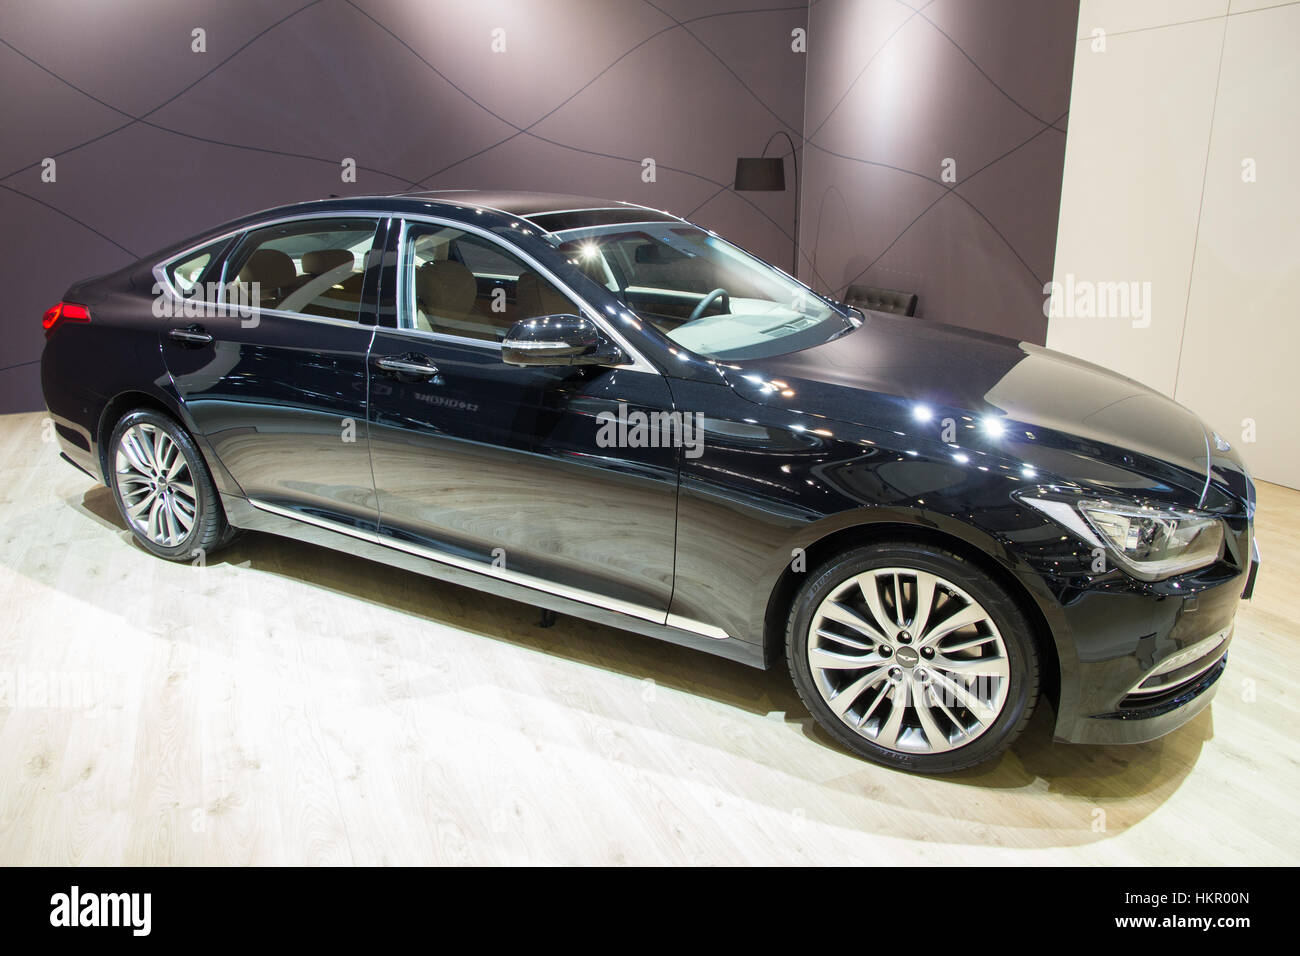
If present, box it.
[375,353,441,380]
[168,324,213,346]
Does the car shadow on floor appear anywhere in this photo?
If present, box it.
[63,484,1211,846]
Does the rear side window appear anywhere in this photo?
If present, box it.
[163,238,228,298]
[225,218,379,321]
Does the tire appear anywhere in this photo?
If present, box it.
[787,542,1039,773]
[107,408,234,562]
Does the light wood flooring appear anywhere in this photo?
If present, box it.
[1,411,1296,864]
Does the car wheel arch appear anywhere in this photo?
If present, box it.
[97,389,182,482]
[95,387,239,500]
[761,519,1065,713]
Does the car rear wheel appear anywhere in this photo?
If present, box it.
[787,542,1039,773]
[108,409,232,562]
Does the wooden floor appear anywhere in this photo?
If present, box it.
[1,410,1296,865]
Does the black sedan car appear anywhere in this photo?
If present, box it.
[40,191,1257,773]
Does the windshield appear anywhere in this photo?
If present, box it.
[550,222,854,360]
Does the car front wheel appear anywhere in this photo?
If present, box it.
[787,542,1039,773]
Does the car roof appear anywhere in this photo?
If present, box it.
[234,190,682,234]
[140,190,688,269]
[398,189,668,219]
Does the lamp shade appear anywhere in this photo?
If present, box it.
[734,156,786,191]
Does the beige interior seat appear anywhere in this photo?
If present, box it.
[516,271,571,320]
[280,248,361,317]
[236,248,299,308]
[415,260,480,334]
[302,249,354,276]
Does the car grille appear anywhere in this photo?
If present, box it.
[1119,626,1231,709]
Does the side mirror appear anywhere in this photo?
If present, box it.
[501,314,626,367]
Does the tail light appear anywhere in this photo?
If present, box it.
[43,301,91,337]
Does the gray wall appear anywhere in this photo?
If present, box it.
[0,0,1078,414]
[800,0,1079,342]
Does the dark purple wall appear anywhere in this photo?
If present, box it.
[799,0,1079,342]
[0,0,806,411]
[0,0,1078,413]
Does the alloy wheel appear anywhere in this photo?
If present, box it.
[807,567,1010,754]
[114,422,198,548]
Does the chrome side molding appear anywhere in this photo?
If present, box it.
[246,498,730,640]
[666,614,730,641]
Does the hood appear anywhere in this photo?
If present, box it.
[722,313,1236,507]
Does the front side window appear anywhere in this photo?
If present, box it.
[552,222,854,360]
[225,218,379,321]
[401,223,573,343]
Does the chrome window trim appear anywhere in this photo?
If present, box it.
[153,207,662,370]
[154,211,391,319]
[152,241,230,304]
[394,214,659,374]
[152,261,204,305]
[215,307,379,332]
[151,273,378,335]
[377,324,505,350]
[247,497,730,640]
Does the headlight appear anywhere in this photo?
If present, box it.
[1023,496,1224,581]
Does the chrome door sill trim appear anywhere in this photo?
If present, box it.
[666,614,729,641]
[246,498,730,640]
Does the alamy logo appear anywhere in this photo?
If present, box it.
[151,281,260,319]
[50,886,151,936]
[596,405,705,459]
[1042,273,1152,328]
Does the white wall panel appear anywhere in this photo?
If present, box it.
[1047,13,1224,395]
[1049,0,1300,488]
[1074,0,1228,37]
[1175,2,1300,486]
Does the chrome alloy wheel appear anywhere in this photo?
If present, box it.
[807,567,1010,754]
[114,423,198,548]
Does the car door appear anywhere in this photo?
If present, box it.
[159,215,384,526]
[365,217,680,619]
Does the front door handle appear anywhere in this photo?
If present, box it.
[375,353,441,380]
[168,324,213,347]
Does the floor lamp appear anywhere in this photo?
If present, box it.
[734,131,800,277]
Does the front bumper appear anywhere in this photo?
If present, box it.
[1241,537,1260,601]
[1047,520,1251,746]
[1068,635,1229,746]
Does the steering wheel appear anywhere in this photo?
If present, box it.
[688,288,730,323]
